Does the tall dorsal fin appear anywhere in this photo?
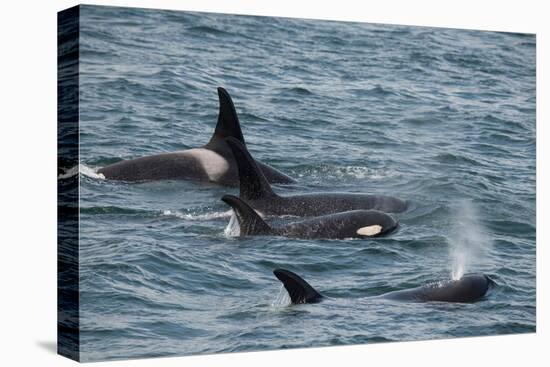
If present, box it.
[207,87,245,148]
[273,269,323,304]
[221,195,272,236]
[225,137,276,200]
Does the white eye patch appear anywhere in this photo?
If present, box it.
[356,225,382,236]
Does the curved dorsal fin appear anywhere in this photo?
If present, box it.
[206,87,245,149]
[225,137,276,200]
[273,269,323,304]
[221,195,272,236]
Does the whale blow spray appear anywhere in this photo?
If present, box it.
[449,200,491,280]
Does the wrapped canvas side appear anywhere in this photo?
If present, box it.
[57,5,80,362]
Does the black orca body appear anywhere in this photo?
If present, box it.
[274,269,493,304]
[225,137,407,215]
[222,195,398,239]
[98,88,295,186]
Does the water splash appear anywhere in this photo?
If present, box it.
[163,209,232,221]
[270,285,291,307]
[448,200,492,280]
[223,211,240,237]
[58,164,105,180]
[294,165,399,181]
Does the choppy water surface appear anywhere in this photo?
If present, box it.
[75,5,535,362]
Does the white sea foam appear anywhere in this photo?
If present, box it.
[338,166,399,180]
[81,164,106,179]
[223,211,240,237]
[448,200,492,280]
[271,285,291,307]
[58,163,105,180]
[162,209,233,221]
[297,165,399,181]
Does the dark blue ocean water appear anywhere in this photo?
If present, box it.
[74,5,535,362]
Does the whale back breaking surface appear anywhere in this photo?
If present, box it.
[97,87,295,185]
[279,210,398,239]
[97,151,210,182]
[272,270,492,306]
[222,192,398,240]
[382,274,493,303]
[225,136,407,215]
[276,194,407,216]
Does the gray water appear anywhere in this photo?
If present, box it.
[74,5,535,362]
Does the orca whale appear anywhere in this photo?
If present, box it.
[224,137,407,215]
[222,195,398,239]
[274,269,493,304]
[98,88,295,186]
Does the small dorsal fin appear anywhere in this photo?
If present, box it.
[221,195,272,236]
[207,87,245,148]
[273,269,323,304]
[225,137,276,200]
